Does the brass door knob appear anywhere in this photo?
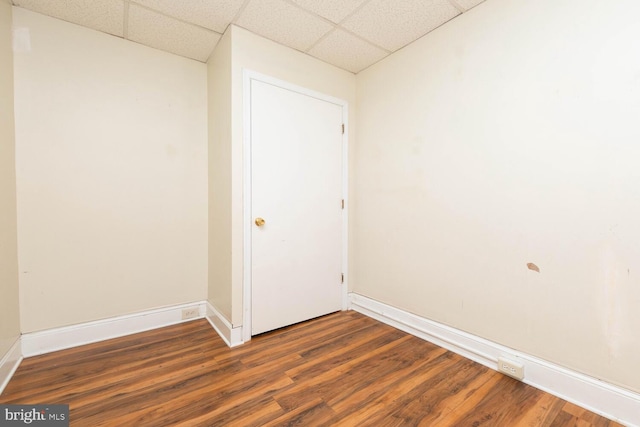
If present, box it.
[255,217,266,227]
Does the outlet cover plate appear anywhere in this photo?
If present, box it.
[181,308,200,320]
[498,357,524,380]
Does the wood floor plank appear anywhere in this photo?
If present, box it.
[444,376,544,426]
[263,398,337,427]
[345,355,477,426]
[513,393,567,427]
[0,312,623,426]
[285,323,405,382]
[382,359,496,425]
[73,352,298,423]
[6,340,228,404]
[327,346,450,414]
[239,313,374,367]
[273,334,415,412]
[185,396,284,427]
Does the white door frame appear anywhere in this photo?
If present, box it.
[242,70,349,343]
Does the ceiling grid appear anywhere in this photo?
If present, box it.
[11,0,486,72]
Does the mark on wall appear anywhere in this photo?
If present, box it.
[165,144,177,158]
[13,27,31,53]
[526,262,540,273]
[602,242,624,360]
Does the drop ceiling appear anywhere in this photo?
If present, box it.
[10,0,486,73]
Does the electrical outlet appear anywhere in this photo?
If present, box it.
[181,307,200,320]
[498,357,524,380]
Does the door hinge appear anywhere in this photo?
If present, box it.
[341,199,345,209]
[341,123,345,134]
[341,273,344,284]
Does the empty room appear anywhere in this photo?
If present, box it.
[1,0,638,425]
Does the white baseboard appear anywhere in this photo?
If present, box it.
[205,301,244,348]
[349,293,640,427]
[21,301,207,357]
[0,338,22,395]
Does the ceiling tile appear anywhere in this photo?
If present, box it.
[128,4,221,62]
[235,0,334,52]
[453,0,486,11]
[342,0,460,52]
[308,29,388,73]
[14,0,124,37]
[131,0,244,33]
[289,0,368,24]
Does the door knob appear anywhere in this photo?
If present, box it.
[255,217,266,227]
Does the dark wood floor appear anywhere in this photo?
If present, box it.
[1,311,622,426]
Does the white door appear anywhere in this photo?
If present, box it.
[250,78,344,336]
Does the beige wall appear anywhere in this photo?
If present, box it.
[227,26,357,326]
[355,0,640,393]
[0,2,20,357]
[207,29,233,321]
[13,8,208,332]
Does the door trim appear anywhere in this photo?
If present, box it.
[242,70,349,342]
